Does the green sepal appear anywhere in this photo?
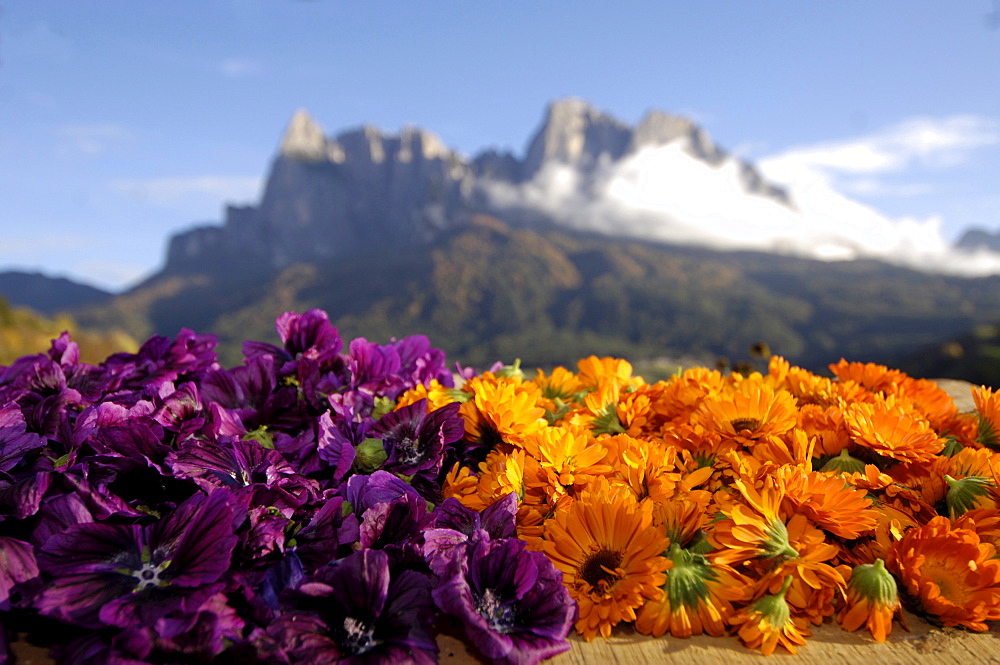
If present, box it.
[353,437,388,474]
[978,416,1000,450]
[495,358,525,381]
[243,426,274,449]
[372,396,395,420]
[819,448,866,475]
[944,474,993,518]
[591,403,625,436]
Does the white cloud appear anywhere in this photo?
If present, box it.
[110,175,263,206]
[217,57,264,78]
[839,179,935,198]
[58,123,134,155]
[759,115,1000,187]
[480,125,1000,278]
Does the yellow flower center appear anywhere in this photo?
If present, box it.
[920,557,973,606]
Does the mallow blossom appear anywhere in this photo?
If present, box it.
[270,548,438,665]
[35,489,239,629]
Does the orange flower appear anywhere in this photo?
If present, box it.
[940,447,1000,517]
[845,465,938,527]
[541,480,669,640]
[953,508,1000,553]
[784,366,850,409]
[829,359,907,395]
[635,543,751,638]
[781,467,878,540]
[576,355,638,392]
[522,424,611,497]
[751,514,845,625]
[838,558,902,642]
[709,477,800,566]
[730,576,811,655]
[973,385,1000,448]
[797,404,851,458]
[653,366,728,426]
[887,515,1000,631]
[394,378,464,411]
[844,395,944,465]
[570,382,627,436]
[617,386,658,437]
[440,462,483,509]
[459,376,546,451]
[532,365,585,403]
[886,457,949,510]
[694,378,798,447]
[600,434,684,505]
[659,496,710,547]
[475,447,528,505]
[890,377,959,433]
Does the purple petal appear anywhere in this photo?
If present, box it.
[153,490,238,587]
[0,536,38,609]
[345,470,420,515]
[315,411,356,481]
[0,403,45,473]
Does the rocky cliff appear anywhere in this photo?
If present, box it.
[161,99,792,279]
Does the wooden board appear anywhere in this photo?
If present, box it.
[437,609,1000,665]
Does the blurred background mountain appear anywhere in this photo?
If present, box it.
[3,100,999,384]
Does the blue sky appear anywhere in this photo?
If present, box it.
[2,1,999,291]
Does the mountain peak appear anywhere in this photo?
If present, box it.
[279,109,328,161]
[523,98,631,177]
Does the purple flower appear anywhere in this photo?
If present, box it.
[424,494,519,575]
[36,489,239,628]
[344,471,420,516]
[153,591,245,657]
[104,329,219,391]
[433,538,575,665]
[47,331,79,366]
[151,381,205,442]
[370,399,463,477]
[199,355,278,422]
[315,410,357,481]
[392,335,453,391]
[271,548,437,665]
[0,403,45,473]
[345,338,403,397]
[290,494,360,570]
[167,438,301,493]
[0,535,38,610]
[0,470,53,520]
[244,309,344,378]
[358,493,435,554]
[10,358,83,437]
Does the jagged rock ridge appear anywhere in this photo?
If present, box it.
[162,99,790,278]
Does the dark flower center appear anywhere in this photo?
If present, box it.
[130,561,170,591]
[396,435,421,465]
[580,548,624,590]
[730,417,762,433]
[340,616,378,655]
[475,588,518,634]
[477,424,504,451]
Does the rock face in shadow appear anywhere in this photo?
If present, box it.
[956,227,1000,253]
